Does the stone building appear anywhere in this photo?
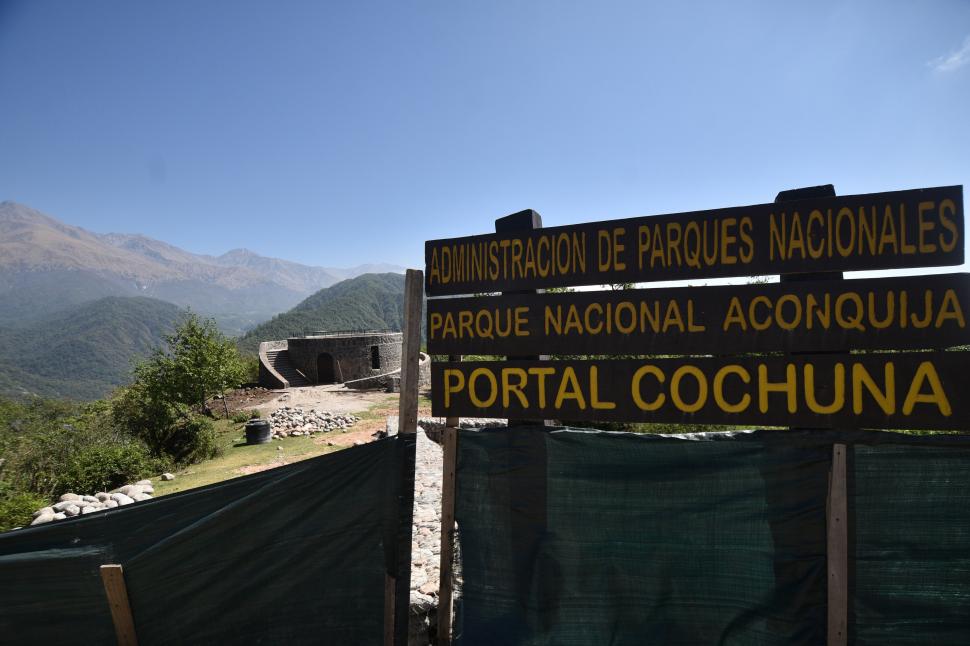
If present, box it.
[259,331,423,390]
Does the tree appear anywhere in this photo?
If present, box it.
[112,313,244,464]
[141,313,245,415]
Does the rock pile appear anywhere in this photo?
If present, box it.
[30,479,159,526]
[268,407,359,439]
[417,417,506,432]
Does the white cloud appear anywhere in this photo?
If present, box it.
[929,35,970,73]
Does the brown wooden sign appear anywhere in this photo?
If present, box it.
[427,273,970,356]
[431,353,970,430]
[425,185,964,296]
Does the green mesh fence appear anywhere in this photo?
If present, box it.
[453,427,970,646]
[852,442,970,644]
[0,435,415,646]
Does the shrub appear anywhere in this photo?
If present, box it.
[240,353,260,384]
[164,414,221,465]
[231,410,252,424]
[112,390,220,466]
[0,481,48,532]
[57,443,161,497]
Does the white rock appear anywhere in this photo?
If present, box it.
[80,506,98,515]
[118,485,137,496]
[53,501,80,512]
[81,495,99,503]
[110,493,134,505]
[161,473,175,481]
[131,493,152,502]
[140,485,154,494]
[136,479,152,486]
[58,493,80,502]
[96,492,111,501]
[31,513,55,525]
[104,500,119,508]
[63,504,81,517]
[33,506,54,518]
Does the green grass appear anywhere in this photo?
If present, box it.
[153,415,372,496]
[150,392,429,498]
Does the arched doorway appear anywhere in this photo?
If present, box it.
[316,353,336,384]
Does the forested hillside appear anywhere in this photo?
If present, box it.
[0,297,182,400]
[237,273,406,353]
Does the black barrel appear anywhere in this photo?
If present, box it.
[245,419,272,445]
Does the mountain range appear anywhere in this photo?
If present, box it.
[0,201,403,333]
[237,273,407,353]
[0,201,409,401]
[0,296,183,400]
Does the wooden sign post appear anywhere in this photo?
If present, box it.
[385,269,422,646]
[424,184,966,643]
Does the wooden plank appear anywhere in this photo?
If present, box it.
[100,564,139,646]
[495,209,553,429]
[425,185,964,295]
[445,355,461,428]
[438,425,458,646]
[431,352,970,430]
[389,269,423,646]
[427,272,970,356]
[383,573,396,646]
[827,443,849,646]
[398,268,424,436]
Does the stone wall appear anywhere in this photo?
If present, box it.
[286,332,402,385]
[345,352,431,391]
[257,340,289,389]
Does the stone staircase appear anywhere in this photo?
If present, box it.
[264,349,310,387]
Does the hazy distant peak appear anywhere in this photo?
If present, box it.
[219,248,259,259]
[0,201,62,226]
[1,201,405,311]
[100,232,210,267]
[0,201,111,249]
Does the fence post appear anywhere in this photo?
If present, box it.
[100,564,138,646]
[775,185,847,643]
[495,210,551,632]
[438,355,461,646]
[828,443,849,645]
[438,421,459,645]
[386,269,422,646]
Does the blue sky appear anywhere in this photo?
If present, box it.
[1,1,968,270]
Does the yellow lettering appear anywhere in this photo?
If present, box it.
[528,367,555,408]
[918,201,938,253]
[501,368,529,408]
[468,368,497,408]
[758,363,797,413]
[723,297,747,331]
[613,227,626,271]
[852,363,895,415]
[589,366,616,410]
[804,363,845,414]
[713,365,751,413]
[554,367,586,409]
[936,289,966,328]
[902,361,951,416]
[632,365,666,411]
[749,295,772,331]
[443,369,465,409]
[670,365,708,413]
[939,199,959,252]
